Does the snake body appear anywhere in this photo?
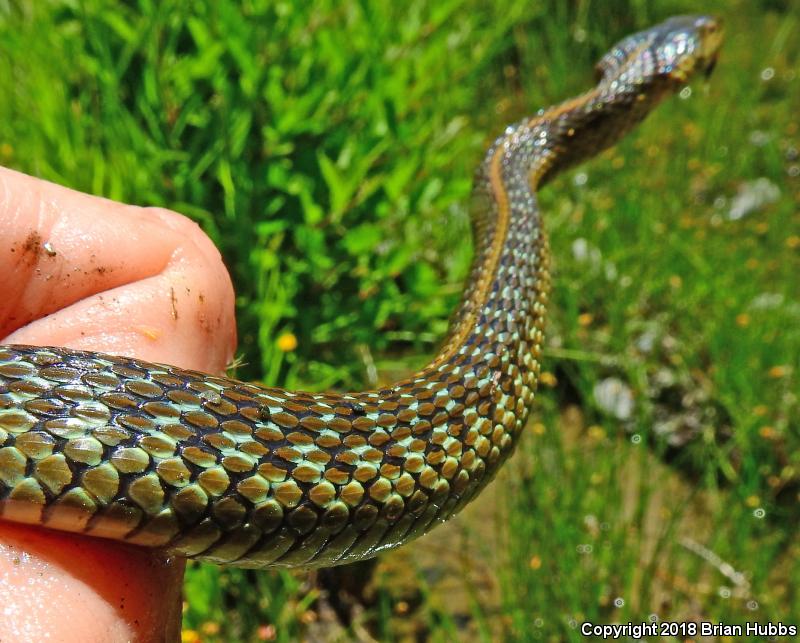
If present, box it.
[0,17,721,568]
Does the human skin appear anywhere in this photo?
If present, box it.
[0,166,237,642]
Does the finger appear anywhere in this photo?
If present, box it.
[0,166,238,641]
[0,166,237,373]
[0,522,184,643]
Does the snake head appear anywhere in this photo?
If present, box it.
[651,15,723,82]
[597,15,723,87]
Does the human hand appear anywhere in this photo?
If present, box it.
[0,167,237,642]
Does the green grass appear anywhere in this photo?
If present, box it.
[1,0,798,640]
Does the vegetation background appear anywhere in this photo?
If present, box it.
[0,0,797,640]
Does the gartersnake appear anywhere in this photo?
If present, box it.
[0,16,722,568]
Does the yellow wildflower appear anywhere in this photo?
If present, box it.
[276,332,298,352]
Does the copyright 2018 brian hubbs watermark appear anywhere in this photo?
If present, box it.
[580,621,797,639]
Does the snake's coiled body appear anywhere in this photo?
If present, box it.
[0,17,721,568]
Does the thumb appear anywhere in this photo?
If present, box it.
[0,166,237,642]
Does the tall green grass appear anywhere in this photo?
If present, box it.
[0,0,797,639]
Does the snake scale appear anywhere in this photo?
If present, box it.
[0,16,721,568]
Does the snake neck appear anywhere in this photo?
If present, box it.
[401,70,672,486]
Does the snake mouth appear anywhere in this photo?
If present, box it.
[697,16,724,78]
[704,56,718,80]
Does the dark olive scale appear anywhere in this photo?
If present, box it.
[0,16,721,568]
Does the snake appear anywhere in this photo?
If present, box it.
[0,16,721,569]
